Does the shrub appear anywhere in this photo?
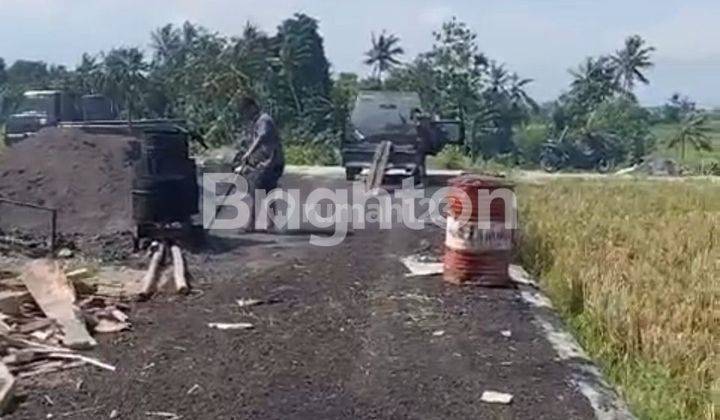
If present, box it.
[433,145,473,170]
[515,124,548,165]
[284,144,338,166]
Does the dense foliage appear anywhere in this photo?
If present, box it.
[0,15,712,166]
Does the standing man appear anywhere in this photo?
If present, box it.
[234,97,284,232]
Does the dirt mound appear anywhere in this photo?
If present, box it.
[0,127,140,238]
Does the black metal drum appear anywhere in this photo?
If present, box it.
[132,128,199,230]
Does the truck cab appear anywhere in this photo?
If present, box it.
[341,91,462,182]
[5,90,80,142]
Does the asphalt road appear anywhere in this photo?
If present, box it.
[7,171,598,420]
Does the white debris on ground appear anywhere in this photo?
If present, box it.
[480,390,514,404]
[400,255,443,277]
[236,298,264,308]
[208,322,254,330]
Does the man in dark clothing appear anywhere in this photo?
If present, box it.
[234,97,284,232]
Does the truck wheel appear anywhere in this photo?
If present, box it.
[345,167,360,181]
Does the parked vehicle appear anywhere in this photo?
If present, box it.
[5,91,116,143]
[341,91,463,182]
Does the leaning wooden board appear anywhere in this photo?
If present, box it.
[21,260,97,350]
[365,140,392,190]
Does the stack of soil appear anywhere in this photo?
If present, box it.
[0,127,140,241]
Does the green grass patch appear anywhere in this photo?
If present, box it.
[284,144,338,166]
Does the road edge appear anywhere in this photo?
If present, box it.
[510,265,635,420]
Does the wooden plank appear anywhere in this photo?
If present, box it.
[21,260,97,350]
[365,141,392,190]
[170,245,189,294]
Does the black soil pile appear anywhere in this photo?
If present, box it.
[0,127,140,240]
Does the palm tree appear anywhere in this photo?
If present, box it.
[667,113,712,160]
[101,48,148,121]
[611,35,655,93]
[364,30,404,83]
[75,53,102,94]
[568,56,618,118]
[150,24,182,65]
[487,62,510,95]
[507,73,538,118]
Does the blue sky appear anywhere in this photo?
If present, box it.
[1,0,718,107]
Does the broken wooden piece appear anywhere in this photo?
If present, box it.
[139,243,166,300]
[170,245,189,294]
[93,319,129,334]
[17,318,55,335]
[0,362,15,414]
[0,291,32,316]
[48,352,116,372]
[21,260,97,350]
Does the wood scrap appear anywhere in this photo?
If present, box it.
[170,245,189,294]
[21,260,97,350]
[0,291,32,316]
[139,243,166,300]
[65,268,91,280]
[47,352,116,372]
[30,329,55,341]
[110,309,129,323]
[16,319,55,335]
[0,362,15,414]
[93,319,129,334]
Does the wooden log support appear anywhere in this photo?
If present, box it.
[139,243,166,300]
[170,245,189,294]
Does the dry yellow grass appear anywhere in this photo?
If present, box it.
[517,179,719,420]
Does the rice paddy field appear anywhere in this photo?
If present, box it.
[517,179,719,420]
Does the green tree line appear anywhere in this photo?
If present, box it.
[0,14,710,165]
